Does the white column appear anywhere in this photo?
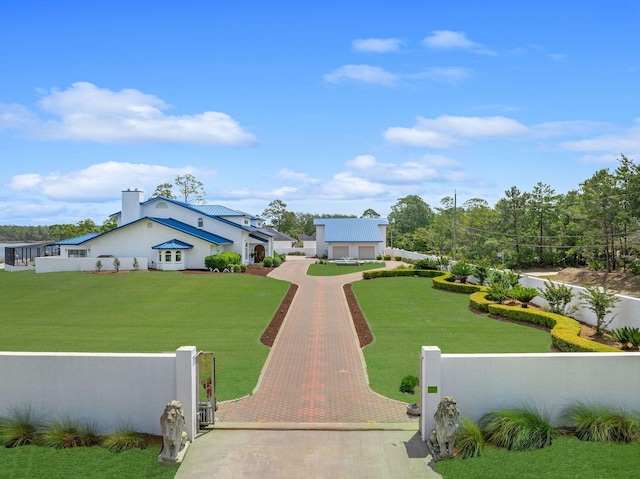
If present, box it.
[420,346,442,441]
[175,346,198,441]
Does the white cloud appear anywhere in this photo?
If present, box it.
[549,53,567,61]
[345,153,462,184]
[422,30,496,55]
[275,168,320,184]
[323,65,398,86]
[384,115,527,148]
[321,172,387,199]
[352,38,405,53]
[412,67,473,84]
[560,119,640,153]
[578,154,620,164]
[7,161,209,201]
[0,82,257,145]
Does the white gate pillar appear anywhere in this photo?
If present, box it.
[420,346,442,442]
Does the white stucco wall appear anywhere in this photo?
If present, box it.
[36,256,148,273]
[0,347,198,439]
[420,347,640,439]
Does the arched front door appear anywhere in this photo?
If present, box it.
[254,245,265,262]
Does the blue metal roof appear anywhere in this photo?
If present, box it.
[192,205,245,217]
[148,217,233,245]
[249,234,268,243]
[313,218,388,242]
[152,239,194,250]
[53,233,101,246]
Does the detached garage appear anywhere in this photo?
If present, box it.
[313,218,388,260]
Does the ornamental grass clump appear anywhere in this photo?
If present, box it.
[0,407,41,448]
[39,418,99,449]
[562,403,640,443]
[101,425,149,453]
[456,417,486,459]
[480,407,557,451]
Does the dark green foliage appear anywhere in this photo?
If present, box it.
[610,326,640,349]
[538,279,574,315]
[414,258,439,270]
[456,417,486,459]
[562,403,640,443]
[509,285,539,306]
[399,375,419,394]
[450,261,474,281]
[263,256,273,267]
[580,285,620,335]
[271,254,282,267]
[481,408,557,451]
[472,262,489,286]
[204,252,242,270]
[39,418,99,449]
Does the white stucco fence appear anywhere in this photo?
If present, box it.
[420,346,640,440]
[35,256,149,273]
[0,346,198,440]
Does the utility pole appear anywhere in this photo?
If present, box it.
[453,191,457,261]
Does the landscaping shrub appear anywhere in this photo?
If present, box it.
[456,417,486,459]
[538,279,575,315]
[610,326,640,349]
[414,258,439,270]
[472,262,489,286]
[0,407,41,448]
[432,273,486,294]
[450,261,474,282]
[394,255,402,261]
[263,257,273,267]
[508,285,539,307]
[399,375,419,394]
[480,407,557,451]
[204,252,241,271]
[101,426,149,453]
[271,254,282,267]
[562,403,640,443]
[39,418,99,449]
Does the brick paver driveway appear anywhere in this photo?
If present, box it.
[216,257,417,424]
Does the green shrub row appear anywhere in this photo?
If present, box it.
[362,269,447,280]
[432,272,487,294]
[204,252,242,270]
[486,300,621,352]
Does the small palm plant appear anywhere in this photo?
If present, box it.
[509,285,539,308]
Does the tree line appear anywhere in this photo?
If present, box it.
[5,157,640,272]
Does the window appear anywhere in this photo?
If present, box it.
[158,251,162,262]
[176,251,182,261]
[165,251,172,262]
[198,218,204,228]
[68,249,88,258]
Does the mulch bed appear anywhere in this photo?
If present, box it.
[259,284,298,347]
[344,283,374,347]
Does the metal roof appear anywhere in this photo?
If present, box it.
[313,218,388,243]
[152,239,194,250]
[249,234,268,243]
[261,227,295,242]
[191,205,245,217]
[53,233,101,246]
[148,217,233,245]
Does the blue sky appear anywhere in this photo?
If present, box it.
[1,1,640,226]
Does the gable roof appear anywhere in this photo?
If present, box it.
[53,233,101,246]
[313,218,388,243]
[262,227,296,242]
[146,217,233,245]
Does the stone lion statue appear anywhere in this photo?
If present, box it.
[427,396,460,461]
[159,400,187,463]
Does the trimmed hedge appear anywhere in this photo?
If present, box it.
[362,269,447,280]
[486,301,621,353]
[469,291,493,313]
[432,273,487,294]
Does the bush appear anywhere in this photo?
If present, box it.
[472,262,490,286]
[271,255,282,267]
[610,326,640,349]
[538,279,575,315]
[39,418,99,448]
[456,417,486,459]
[0,407,41,447]
[263,257,274,267]
[562,403,639,443]
[204,252,241,271]
[101,426,149,453]
[414,258,439,270]
[508,285,539,306]
[384,255,392,260]
[394,256,402,261]
[399,375,419,395]
[481,408,557,451]
[450,261,474,281]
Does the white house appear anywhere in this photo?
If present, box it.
[42,189,274,272]
[314,218,388,260]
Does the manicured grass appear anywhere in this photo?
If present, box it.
[0,270,289,401]
[0,443,177,479]
[434,435,640,479]
[306,261,385,276]
[351,277,552,401]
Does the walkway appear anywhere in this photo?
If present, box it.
[215,257,415,424]
[175,257,440,479]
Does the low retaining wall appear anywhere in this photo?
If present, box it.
[419,346,640,440]
[0,346,198,439]
[35,256,149,273]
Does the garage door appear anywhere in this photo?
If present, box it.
[332,246,349,259]
[358,246,375,259]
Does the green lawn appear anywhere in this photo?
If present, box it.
[351,276,552,401]
[306,261,385,276]
[0,270,289,401]
[0,443,177,479]
[434,435,640,479]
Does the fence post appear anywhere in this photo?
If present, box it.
[420,346,442,442]
[176,346,197,441]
